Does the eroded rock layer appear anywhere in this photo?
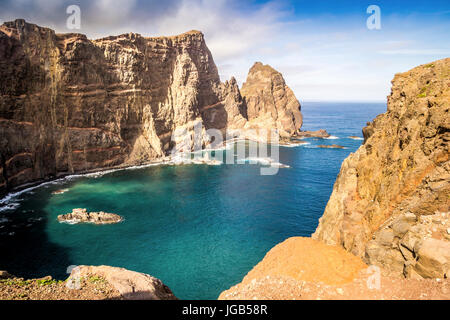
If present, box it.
[0,20,237,193]
[313,58,450,279]
[0,20,303,194]
[0,20,225,193]
[241,62,303,137]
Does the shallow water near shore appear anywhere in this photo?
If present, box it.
[0,102,385,299]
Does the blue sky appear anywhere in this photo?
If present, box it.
[1,0,449,101]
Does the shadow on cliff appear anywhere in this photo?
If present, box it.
[0,192,72,280]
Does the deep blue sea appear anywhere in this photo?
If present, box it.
[0,102,385,299]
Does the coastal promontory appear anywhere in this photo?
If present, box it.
[0,20,303,195]
[220,58,450,299]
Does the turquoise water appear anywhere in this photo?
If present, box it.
[0,102,385,299]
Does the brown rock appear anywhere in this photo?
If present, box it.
[296,129,330,138]
[71,265,177,300]
[57,208,122,224]
[241,62,303,137]
[0,271,12,279]
[0,21,303,195]
[313,58,450,278]
[219,237,367,299]
[317,144,345,149]
[0,20,227,193]
[414,239,450,278]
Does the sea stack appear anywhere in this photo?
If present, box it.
[0,20,304,195]
[241,62,303,138]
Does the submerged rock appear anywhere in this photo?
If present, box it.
[317,144,345,149]
[295,129,330,138]
[58,208,123,224]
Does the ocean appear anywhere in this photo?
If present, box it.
[0,102,386,299]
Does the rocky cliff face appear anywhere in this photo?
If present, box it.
[241,62,303,138]
[0,20,301,194]
[0,20,224,193]
[313,58,450,279]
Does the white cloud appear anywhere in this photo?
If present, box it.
[0,0,449,101]
[152,0,287,61]
[378,49,450,55]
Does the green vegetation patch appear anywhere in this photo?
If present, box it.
[35,278,60,286]
[417,86,427,98]
[0,279,32,286]
[88,275,106,284]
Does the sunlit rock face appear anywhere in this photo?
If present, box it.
[0,20,304,194]
[0,19,247,193]
[313,58,450,279]
[241,62,303,138]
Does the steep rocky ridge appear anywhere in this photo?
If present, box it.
[219,58,449,300]
[241,62,303,138]
[313,58,449,279]
[0,20,226,193]
[0,20,302,195]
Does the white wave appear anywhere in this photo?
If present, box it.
[52,188,69,195]
[0,217,9,223]
[325,135,339,140]
[0,159,177,207]
[0,202,21,213]
[348,136,364,140]
[0,145,231,207]
[270,162,291,168]
[237,157,290,168]
[58,220,80,225]
[237,157,270,165]
[170,154,223,166]
[278,142,311,148]
[0,178,66,207]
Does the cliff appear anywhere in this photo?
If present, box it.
[241,62,303,137]
[0,20,301,194]
[219,58,449,300]
[313,58,449,279]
